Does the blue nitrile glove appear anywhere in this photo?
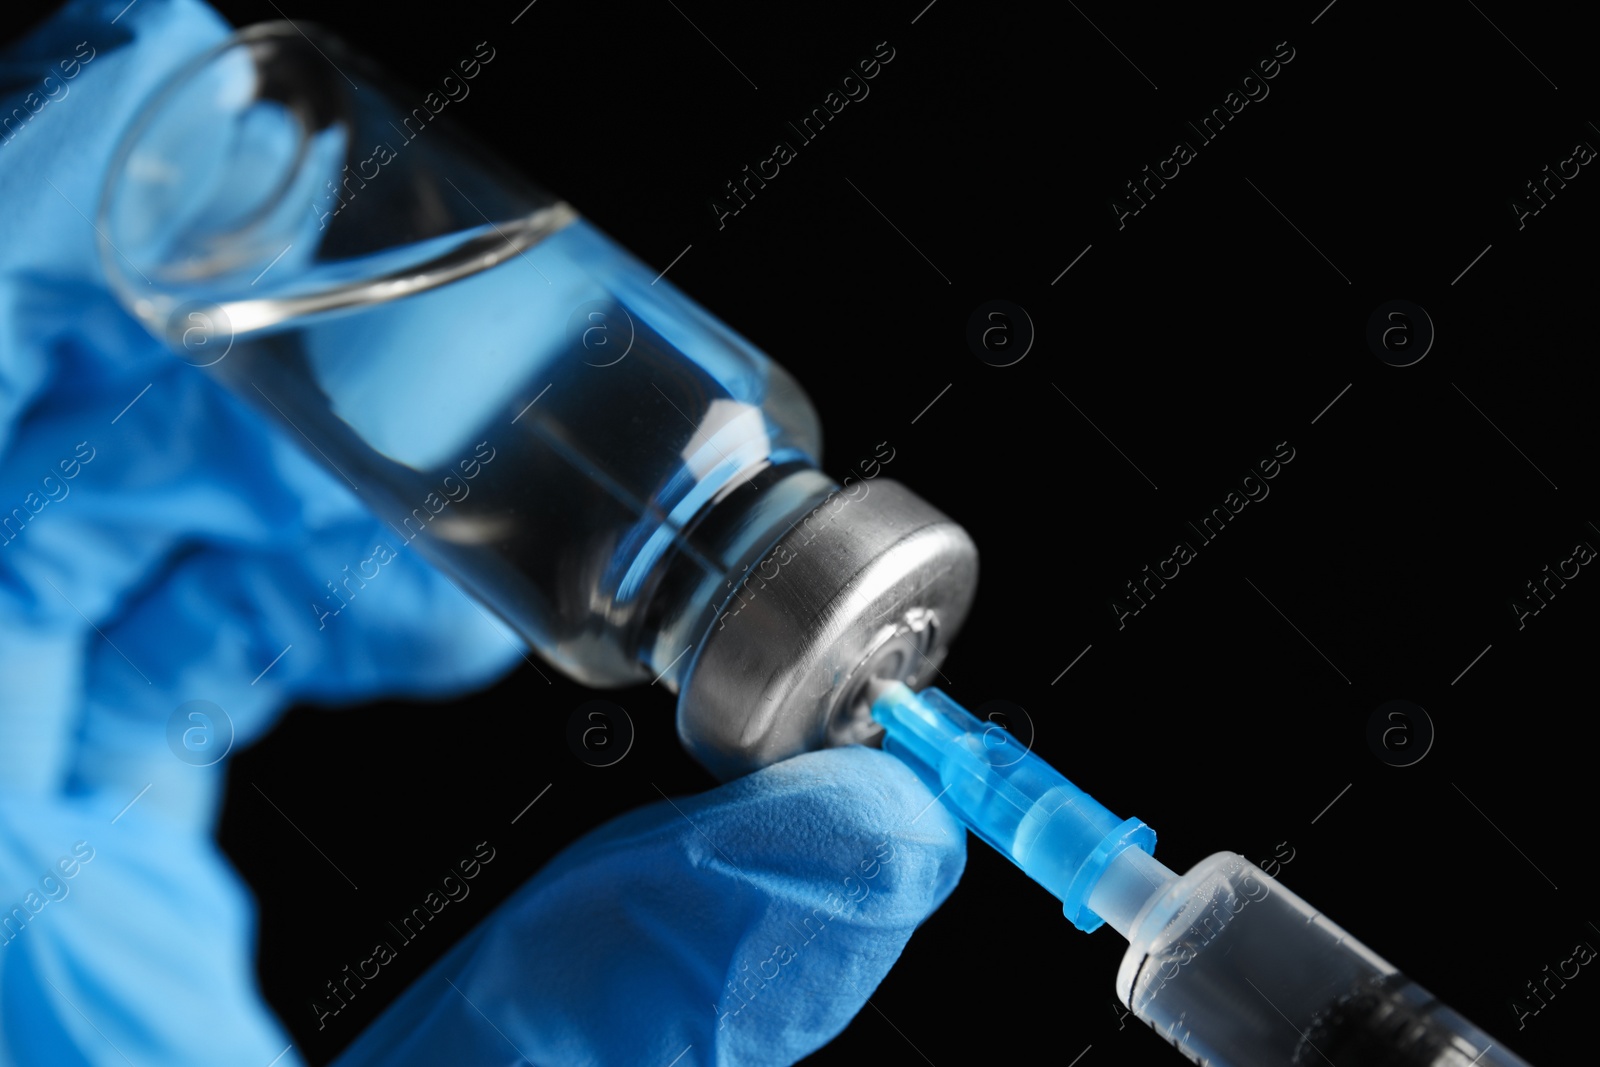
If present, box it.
[332,746,964,1067]
[1,3,967,1066]
[1,2,520,1064]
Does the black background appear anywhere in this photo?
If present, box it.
[57,0,1600,1063]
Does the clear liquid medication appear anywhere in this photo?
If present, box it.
[99,22,979,778]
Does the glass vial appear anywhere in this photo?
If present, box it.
[97,23,978,778]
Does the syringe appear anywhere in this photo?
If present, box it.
[872,683,1535,1067]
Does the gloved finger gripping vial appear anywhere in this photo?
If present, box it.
[97,22,978,782]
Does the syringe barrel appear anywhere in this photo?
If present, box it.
[1120,852,1534,1067]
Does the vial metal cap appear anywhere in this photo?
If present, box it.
[677,479,979,781]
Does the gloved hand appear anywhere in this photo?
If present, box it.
[0,3,966,1066]
[334,746,964,1066]
[2,2,524,1064]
